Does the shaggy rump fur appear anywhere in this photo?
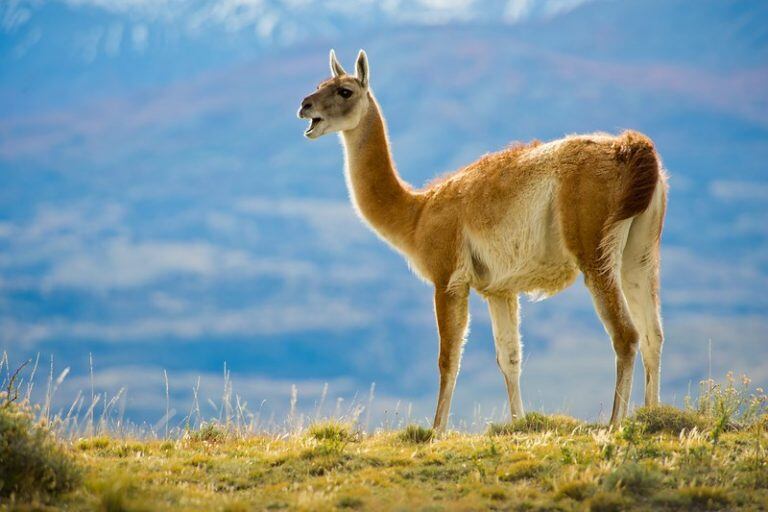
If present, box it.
[612,130,660,222]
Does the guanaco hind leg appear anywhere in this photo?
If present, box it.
[621,192,665,407]
[584,270,639,426]
[487,294,525,420]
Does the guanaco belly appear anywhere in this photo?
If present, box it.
[454,178,579,298]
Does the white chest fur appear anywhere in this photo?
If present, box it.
[450,179,578,298]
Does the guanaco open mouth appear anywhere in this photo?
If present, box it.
[305,117,323,135]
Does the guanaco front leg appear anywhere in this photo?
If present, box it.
[432,284,469,432]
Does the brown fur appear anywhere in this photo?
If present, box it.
[613,131,661,222]
[425,141,542,189]
[299,51,667,430]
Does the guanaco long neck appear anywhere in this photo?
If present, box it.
[341,92,422,249]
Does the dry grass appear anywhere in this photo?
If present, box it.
[1,416,758,511]
[2,355,766,511]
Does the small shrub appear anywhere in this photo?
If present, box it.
[696,373,768,433]
[186,422,226,443]
[631,405,705,434]
[308,421,356,443]
[399,424,434,444]
[0,400,81,500]
[488,412,583,435]
[603,462,662,496]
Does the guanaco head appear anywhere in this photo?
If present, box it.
[297,49,370,139]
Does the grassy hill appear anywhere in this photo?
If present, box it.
[2,385,767,511]
[61,420,765,511]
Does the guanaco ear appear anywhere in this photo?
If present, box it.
[329,49,346,77]
[355,49,369,88]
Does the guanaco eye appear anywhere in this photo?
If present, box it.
[337,88,353,99]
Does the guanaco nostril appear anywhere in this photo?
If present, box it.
[302,102,312,110]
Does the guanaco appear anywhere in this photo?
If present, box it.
[298,50,667,430]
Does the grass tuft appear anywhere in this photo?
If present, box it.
[398,424,434,443]
[488,412,583,435]
[307,421,356,443]
[631,405,705,434]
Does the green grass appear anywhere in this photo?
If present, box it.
[2,360,767,511]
